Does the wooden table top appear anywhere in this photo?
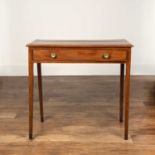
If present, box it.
[27,39,133,48]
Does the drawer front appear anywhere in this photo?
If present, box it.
[33,48,127,63]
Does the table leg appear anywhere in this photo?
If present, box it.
[124,55,131,140]
[37,63,44,122]
[28,49,34,140]
[120,64,124,122]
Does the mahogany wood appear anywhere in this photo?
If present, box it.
[28,48,34,140]
[33,48,127,63]
[124,49,131,140]
[27,39,133,48]
[27,39,133,140]
[37,63,44,122]
[120,64,124,122]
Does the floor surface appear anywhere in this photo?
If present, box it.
[0,76,155,154]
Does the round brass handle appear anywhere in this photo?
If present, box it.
[50,53,57,59]
[102,53,111,59]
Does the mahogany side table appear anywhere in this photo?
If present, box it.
[26,39,133,140]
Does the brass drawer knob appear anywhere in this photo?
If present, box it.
[102,53,110,59]
[50,53,57,59]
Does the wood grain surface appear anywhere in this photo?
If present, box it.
[0,76,155,154]
[27,39,133,48]
[28,39,132,140]
[33,48,127,63]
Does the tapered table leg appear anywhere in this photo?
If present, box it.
[124,52,131,140]
[28,49,34,140]
[37,63,44,122]
[120,64,124,122]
